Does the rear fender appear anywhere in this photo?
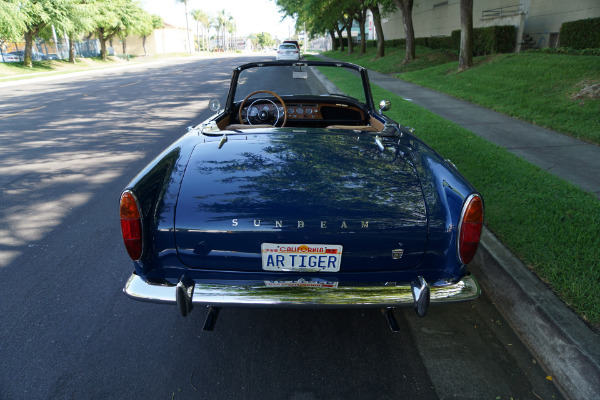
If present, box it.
[125,135,198,275]
[406,135,478,283]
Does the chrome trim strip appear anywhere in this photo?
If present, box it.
[124,274,481,309]
[218,133,228,149]
[375,135,385,151]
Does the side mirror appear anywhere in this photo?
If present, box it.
[209,99,221,112]
[379,100,391,114]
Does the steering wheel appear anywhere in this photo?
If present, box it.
[238,90,287,127]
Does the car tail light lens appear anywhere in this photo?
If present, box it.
[120,191,143,260]
[458,194,483,264]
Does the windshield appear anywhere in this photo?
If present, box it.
[232,63,368,105]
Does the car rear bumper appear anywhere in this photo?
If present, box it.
[123,272,480,308]
[275,55,300,61]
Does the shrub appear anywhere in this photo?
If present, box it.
[560,17,600,49]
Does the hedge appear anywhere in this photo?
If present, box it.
[426,36,454,49]
[363,25,515,55]
[452,25,516,55]
[560,17,600,49]
[385,38,406,48]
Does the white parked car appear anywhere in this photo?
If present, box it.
[275,44,300,61]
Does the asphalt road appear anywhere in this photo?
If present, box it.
[0,54,563,399]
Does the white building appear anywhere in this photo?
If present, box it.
[376,1,600,49]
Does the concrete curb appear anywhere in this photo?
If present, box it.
[471,228,600,400]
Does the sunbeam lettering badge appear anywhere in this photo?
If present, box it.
[231,219,370,229]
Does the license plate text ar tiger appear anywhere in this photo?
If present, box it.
[261,243,342,272]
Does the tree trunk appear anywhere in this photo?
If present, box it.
[98,28,108,60]
[357,8,367,56]
[222,26,225,50]
[329,30,337,51]
[369,5,385,58]
[122,37,127,55]
[24,30,34,67]
[459,0,474,71]
[336,26,344,52]
[69,34,75,63]
[345,18,353,55]
[184,4,191,53]
[394,0,415,63]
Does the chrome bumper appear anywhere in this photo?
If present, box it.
[123,273,480,308]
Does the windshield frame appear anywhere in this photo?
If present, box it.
[224,61,375,115]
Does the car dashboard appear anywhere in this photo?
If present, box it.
[218,96,384,132]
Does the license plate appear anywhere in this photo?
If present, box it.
[261,243,342,272]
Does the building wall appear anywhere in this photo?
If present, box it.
[381,0,600,48]
[526,0,600,48]
[113,27,193,57]
[152,27,192,54]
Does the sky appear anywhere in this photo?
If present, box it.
[140,0,297,40]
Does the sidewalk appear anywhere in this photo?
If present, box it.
[318,55,599,399]
[353,63,600,400]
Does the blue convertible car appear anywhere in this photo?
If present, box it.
[121,61,483,331]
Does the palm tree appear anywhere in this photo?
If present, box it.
[190,9,209,51]
[207,16,218,51]
[216,9,230,51]
[175,0,192,53]
[226,17,236,51]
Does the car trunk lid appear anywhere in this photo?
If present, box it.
[174,133,428,273]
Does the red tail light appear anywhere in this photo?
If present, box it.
[457,194,483,264]
[120,191,143,260]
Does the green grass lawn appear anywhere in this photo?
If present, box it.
[311,62,600,331]
[400,53,600,144]
[0,57,132,81]
[321,48,600,145]
[0,54,190,80]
